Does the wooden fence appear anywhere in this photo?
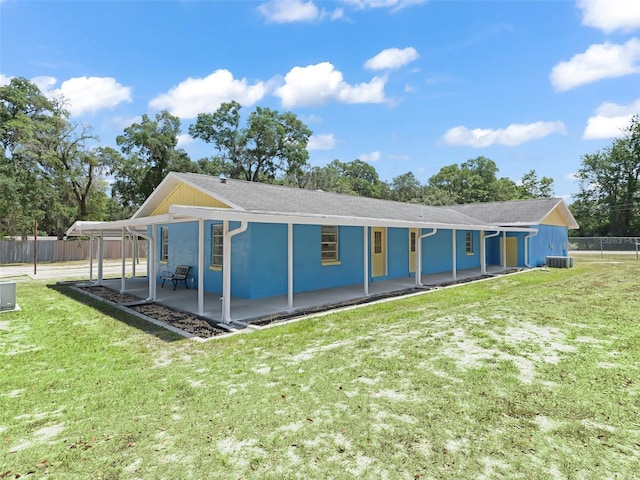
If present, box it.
[0,239,147,264]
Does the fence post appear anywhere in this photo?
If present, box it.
[600,237,603,258]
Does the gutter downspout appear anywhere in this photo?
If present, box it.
[416,228,437,287]
[128,226,154,302]
[452,229,457,282]
[482,231,501,275]
[198,219,205,316]
[222,220,248,324]
[524,229,539,268]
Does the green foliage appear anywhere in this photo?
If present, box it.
[0,77,111,238]
[189,101,312,183]
[573,115,640,236]
[111,111,195,209]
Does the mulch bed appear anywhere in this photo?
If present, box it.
[79,285,229,339]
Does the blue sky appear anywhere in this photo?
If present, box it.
[2,0,640,200]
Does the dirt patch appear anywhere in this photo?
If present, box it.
[79,285,229,339]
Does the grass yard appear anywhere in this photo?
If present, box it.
[1,255,639,479]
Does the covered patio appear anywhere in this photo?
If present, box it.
[94,264,512,326]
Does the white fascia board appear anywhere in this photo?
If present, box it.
[168,205,537,233]
[66,214,185,236]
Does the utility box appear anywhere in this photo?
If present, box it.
[546,256,574,268]
[0,281,16,311]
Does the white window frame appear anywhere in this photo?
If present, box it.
[465,231,474,255]
[160,227,169,262]
[211,224,223,269]
[321,225,340,265]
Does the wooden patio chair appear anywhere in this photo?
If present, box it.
[160,265,191,290]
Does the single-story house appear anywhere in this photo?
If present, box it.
[66,172,578,324]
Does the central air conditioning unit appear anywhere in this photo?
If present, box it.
[546,256,574,268]
[0,281,17,311]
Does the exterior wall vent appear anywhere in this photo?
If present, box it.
[546,256,574,268]
[0,281,16,311]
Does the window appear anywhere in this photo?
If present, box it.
[211,224,223,268]
[410,231,416,253]
[374,230,383,254]
[465,231,473,255]
[321,226,339,264]
[160,227,169,262]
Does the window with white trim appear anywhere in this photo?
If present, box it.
[321,226,339,264]
[465,231,473,255]
[161,227,169,262]
[211,224,223,268]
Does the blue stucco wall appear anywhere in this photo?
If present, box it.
[153,222,502,300]
[529,224,569,267]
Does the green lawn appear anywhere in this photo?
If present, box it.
[1,255,639,479]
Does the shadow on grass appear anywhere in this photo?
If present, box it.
[48,283,184,343]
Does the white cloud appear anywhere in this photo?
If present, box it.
[364,47,419,70]
[177,133,194,147]
[308,133,337,150]
[0,73,12,86]
[550,38,640,92]
[53,77,132,116]
[577,0,640,34]
[359,151,381,162]
[443,121,567,147]
[258,0,321,23]
[149,70,268,118]
[31,76,57,92]
[582,99,640,139]
[343,0,426,13]
[274,62,386,108]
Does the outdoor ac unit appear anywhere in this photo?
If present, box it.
[546,256,574,268]
[0,281,16,310]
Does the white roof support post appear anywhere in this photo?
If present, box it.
[120,228,126,293]
[452,229,457,281]
[363,226,369,296]
[89,235,94,283]
[482,230,500,274]
[150,225,157,301]
[222,220,248,324]
[198,219,205,316]
[287,223,294,311]
[417,228,437,287]
[131,235,136,278]
[503,230,507,270]
[97,231,104,285]
[129,226,154,302]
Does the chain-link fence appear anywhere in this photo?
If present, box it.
[568,237,640,257]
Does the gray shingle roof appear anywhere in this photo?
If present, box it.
[444,198,565,225]
[173,172,487,227]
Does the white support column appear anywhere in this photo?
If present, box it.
[151,225,157,301]
[363,226,369,296]
[198,219,205,316]
[452,229,457,281]
[222,220,230,323]
[503,231,507,270]
[89,236,94,282]
[120,228,126,293]
[131,235,136,278]
[480,231,486,275]
[287,223,294,310]
[97,231,104,285]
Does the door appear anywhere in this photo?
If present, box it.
[409,228,418,273]
[501,237,518,267]
[372,227,387,277]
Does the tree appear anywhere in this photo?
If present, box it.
[574,117,640,236]
[518,170,554,198]
[111,111,195,209]
[389,172,421,202]
[427,157,518,204]
[189,102,312,183]
[328,159,385,198]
